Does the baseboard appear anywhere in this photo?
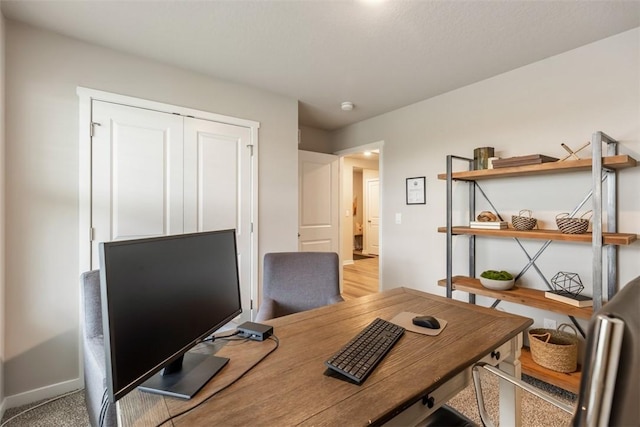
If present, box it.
[4,377,83,410]
[0,395,6,422]
[343,260,354,266]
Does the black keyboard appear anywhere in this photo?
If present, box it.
[325,318,405,384]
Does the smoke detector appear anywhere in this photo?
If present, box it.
[341,102,354,111]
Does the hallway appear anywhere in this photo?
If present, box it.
[342,257,379,300]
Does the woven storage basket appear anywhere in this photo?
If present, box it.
[556,211,592,234]
[512,209,537,230]
[528,324,579,373]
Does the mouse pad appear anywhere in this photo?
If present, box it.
[390,312,447,336]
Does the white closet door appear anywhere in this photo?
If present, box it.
[91,101,184,267]
[184,118,254,319]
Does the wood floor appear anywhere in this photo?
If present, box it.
[342,256,379,300]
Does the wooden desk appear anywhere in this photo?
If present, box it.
[118,287,533,426]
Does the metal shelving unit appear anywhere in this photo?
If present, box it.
[438,131,638,391]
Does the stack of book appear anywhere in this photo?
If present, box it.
[544,290,593,307]
[469,221,508,229]
[492,154,559,168]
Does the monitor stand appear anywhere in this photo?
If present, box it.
[138,352,229,399]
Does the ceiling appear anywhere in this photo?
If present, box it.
[2,1,639,131]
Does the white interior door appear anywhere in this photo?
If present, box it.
[298,150,339,252]
[91,100,256,320]
[364,177,380,256]
[184,118,254,321]
[91,100,185,266]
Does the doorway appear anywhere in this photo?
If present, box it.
[335,142,382,299]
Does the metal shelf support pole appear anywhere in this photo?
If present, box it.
[446,155,474,300]
[592,132,603,310]
[592,131,619,311]
[446,155,453,298]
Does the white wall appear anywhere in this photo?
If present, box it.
[299,125,332,153]
[0,9,6,412]
[332,29,640,331]
[4,21,298,403]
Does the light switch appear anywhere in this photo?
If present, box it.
[395,213,402,224]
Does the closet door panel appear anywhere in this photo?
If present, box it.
[91,101,184,267]
[190,130,238,232]
[184,118,253,319]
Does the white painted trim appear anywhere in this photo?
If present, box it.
[78,92,92,275]
[76,87,260,129]
[343,260,355,266]
[334,140,383,157]
[249,124,259,320]
[77,91,91,387]
[376,142,384,291]
[3,378,83,410]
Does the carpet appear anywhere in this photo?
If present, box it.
[1,389,89,427]
[448,373,576,426]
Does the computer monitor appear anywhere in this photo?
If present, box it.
[99,229,242,403]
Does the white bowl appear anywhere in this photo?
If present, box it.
[479,277,515,290]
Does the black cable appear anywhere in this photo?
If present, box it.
[98,388,109,427]
[199,330,241,344]
[155,335,280,427]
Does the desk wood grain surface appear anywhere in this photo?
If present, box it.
[119,287,533,427]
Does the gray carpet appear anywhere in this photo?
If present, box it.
[448,373,576,426]
[1,390,90,427]
[0,375,574,426]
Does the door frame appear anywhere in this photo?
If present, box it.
[77,86,260,313]
[334,141,384,289]
[363,174,380,256]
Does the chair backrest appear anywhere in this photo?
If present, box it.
[81,269,103,339]
[262,252,340,317]
[572,276,639,427]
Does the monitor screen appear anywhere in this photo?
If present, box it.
[99,229,242,402]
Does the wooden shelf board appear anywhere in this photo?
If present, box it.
[437,226,637,245]
[521,347,581,394]
[437,276,593,319]
[437,155,637,181]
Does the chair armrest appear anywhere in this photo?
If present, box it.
[255,297,277,322]
[472,362,573,427]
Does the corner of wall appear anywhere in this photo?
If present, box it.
[298,125,333,153]
[0,7,7,417]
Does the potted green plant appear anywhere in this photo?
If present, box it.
[480,270,515,290]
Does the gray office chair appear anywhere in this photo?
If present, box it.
[467,275,639,427]
[81,270,117,427]
[255,252,344,322]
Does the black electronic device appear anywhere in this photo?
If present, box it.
[412,315,440,329]
[325,318,404,384]
[237,321,274,341]
[99,229,242,403]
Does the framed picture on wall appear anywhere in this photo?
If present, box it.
[406,177,426,205]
